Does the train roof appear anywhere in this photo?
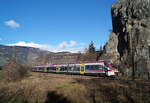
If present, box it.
[33,60,112,67]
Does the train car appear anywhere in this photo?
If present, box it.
[32,61,119,77]
[32,66,47,72]
[106,62,119,76]
[84,62,106,76]
[52,63,81,74]
[46,65,57,73]
[78,61,118,76]
[54,64,68,73]
[67,63,81,74]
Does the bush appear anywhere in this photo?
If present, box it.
[2,62,29,82]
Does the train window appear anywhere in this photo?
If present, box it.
[73,66,76,71]
[47,67,51,70]
[32,67,37,71]
[85,65,90,69]
[47,67,50,70]
[91,65,95,69]
[99,65,103,69]
[73,66,80,71]
[85,65,100,70]
[41,67,44,70]
[39,67,44,70]
[53,67,56,70]
[51,67,53,70]
[64,67,68,70]
[77,66,80,71]
[104,63,109,67]
[35,67,38,70]
[68,66,74,71]
[71,66,74,71]
[60,66,64,71]
[47,67,56,70]
[68,67,71,71]
[103,66,109,71]
[36,67,39,70]
[92,65,99,70]
[60,66,67,71]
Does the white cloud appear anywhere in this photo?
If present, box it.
[70,40,77,46]
[7,41,85,53]
[58,41,68,49]
[8,41,54,51]
[0,38,2,41]
[4,20,20,28]
[58,40,77,49]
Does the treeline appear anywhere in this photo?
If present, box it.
[78,41,104,61]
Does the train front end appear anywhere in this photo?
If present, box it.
[104,61,119,77]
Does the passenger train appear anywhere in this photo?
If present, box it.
[32,61,119,77]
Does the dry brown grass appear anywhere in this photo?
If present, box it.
[0,72,150,103]
[101,81,129,89]
[0,73,88,103]
[56,83,90,103]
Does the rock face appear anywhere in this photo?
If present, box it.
[111,0,150,79]
[102,32,120,64]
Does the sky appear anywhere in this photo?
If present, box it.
[0,0,117,52]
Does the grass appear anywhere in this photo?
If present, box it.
[56,83,89,103]
[0,72,150,103]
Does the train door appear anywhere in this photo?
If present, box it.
[56,66,60,73]
[44,67,47,72]
[80,64,85,75]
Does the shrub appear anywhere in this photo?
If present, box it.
[2,61,29,82]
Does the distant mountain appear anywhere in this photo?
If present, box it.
[0,45,81,66]
[0,45,51,66]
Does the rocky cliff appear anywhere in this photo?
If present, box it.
[101,32,120,64]
[110,0,150,79]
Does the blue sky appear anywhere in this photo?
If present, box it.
[0,0,117,52]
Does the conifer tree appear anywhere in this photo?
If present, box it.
[88,41,96,53]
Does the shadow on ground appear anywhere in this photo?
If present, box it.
[45,91,70,103]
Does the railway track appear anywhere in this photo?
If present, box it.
[30,72,150,88]
[31,72,115,81]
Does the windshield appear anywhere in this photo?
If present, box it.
[103,66,110,70]
[104,62,109,67]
